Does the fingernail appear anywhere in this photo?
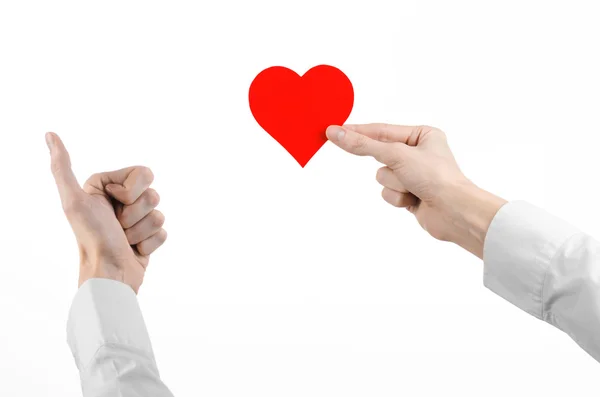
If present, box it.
[45,132,54,152]
[326,126,345,141]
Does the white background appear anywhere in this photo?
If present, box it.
[1,0,599,395]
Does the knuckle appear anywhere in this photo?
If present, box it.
[387,158,403,170]
[124,228,134,242]
[136,244,149,256]
[117,210,132,228]
[139,166,154,183]
[145,188,160,207]
[377,123,392,141]
[382,188,400,207]
[83,173,99,189]
[395,195,405,207]
[411,125,427,144]
[384,146,405,170]
[428,126,446,138]
[375,167,386,184]
[50,161,62,175]
[415,125,446,142]
[121,191,136,205]
[391,193,403,207]
[380,188,388,200]
[416,124,434,132]
[152,210,165,227]
[158,229,168,243]
[50,157,67,176]
[349,136,368,153]
[62,197,86,215]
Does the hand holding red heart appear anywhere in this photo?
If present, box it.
[46,132,167,293]
[326,123,507,258]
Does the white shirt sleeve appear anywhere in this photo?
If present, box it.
[483,200,600,363]
[66,278,175,396]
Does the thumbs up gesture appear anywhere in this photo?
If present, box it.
[46,132,167,294]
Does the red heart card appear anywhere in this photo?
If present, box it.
[249,65,354,167]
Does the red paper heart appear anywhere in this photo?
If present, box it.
[249,65,354,167]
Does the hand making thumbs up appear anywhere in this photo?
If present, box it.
[46,132,167,293]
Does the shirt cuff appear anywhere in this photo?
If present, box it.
[66,278,155,372]
[483,200,581,319]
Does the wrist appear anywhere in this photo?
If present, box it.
[79,261,125,288]
[437,181,508,258]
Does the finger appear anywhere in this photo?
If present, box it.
[46,132,83,208]
[124,209,165,245]
[375,166,407,192]
[381,187,419,208]
[86,166,154,205]
[136,229,168,256]
[118,188,160,229]
[326,125,394,165]
[343,123,417,144]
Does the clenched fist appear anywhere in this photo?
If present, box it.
[46,132,167,293]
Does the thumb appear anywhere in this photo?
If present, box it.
[326,125,394,165]
[46,132,82,207]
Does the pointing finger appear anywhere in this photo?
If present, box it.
[104,166,154,205]
[84,166,154,205]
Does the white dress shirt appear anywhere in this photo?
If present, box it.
[484,200,600,363]
[67,278,174,396]
[66,200,600,396]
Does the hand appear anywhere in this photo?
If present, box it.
[46,132,167,293]
[326,124,469,240]
[326,124,506,258]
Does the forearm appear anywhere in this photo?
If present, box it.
[437,181,508,259]
[437,183,600,362]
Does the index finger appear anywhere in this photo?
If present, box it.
[84,166,154,205]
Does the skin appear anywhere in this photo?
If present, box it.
[326,124,508,259]
[45,132,167,294]
[45,124,500,293]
